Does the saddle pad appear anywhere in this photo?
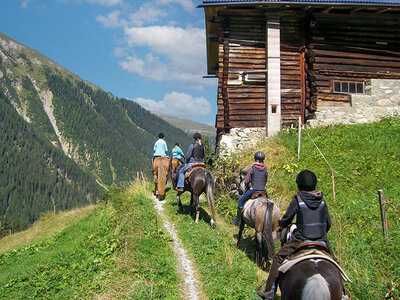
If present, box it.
[184,165,207,179]
[278,249,351,282]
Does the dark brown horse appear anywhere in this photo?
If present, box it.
[259,226,351,300]
[175,166,216,228]
[278,258,350,300]
[237,193,280,268]
[152,156,170,200]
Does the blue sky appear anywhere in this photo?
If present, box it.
[0,0,218,125]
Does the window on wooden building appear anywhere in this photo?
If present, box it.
[333,81,364,94]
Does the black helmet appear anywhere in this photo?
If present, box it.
[296,170,317,191]
[159,133,164,138]
[193,132,202,139]
[254,151,265,161]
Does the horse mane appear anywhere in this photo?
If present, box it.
[302,273,330,300]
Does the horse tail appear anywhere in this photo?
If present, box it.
[302,274,330,300]
[205,171,216,227]
[263,200,275,260]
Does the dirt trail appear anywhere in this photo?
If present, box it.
[152,196,203,300]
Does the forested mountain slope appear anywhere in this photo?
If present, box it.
[0,32,191,231]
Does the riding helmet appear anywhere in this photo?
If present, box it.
[296,170,317,191]
[254,151,265,161]
[159,133,164,138]
[193,132,202,139]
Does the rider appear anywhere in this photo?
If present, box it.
[172,143,185,165]
[232,151,269,227]
[175,132,205,192]
[258,170,337,300]
[152,133,168,165]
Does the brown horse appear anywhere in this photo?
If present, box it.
[152,156,170,200]
[170,158,182,187]
[237,193,281,268]
[175,166,216,228]
[278,258,349,300]
[259,226,351,300]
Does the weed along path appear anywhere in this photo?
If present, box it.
[152,195,203,300]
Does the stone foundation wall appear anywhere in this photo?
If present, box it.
[308,79,400,127]
[216,127,267,155]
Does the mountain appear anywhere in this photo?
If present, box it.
[152,111,216,146]
[0,32,191,231]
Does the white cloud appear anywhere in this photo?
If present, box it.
[156,0,194,12]
[128,4,167,26]
[132,92,211,119]
[21,0,33,8]
[84,0,123,6]
[119,25,207,88]
[96,10,121,28]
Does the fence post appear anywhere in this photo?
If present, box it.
[298,116,301,160]
[378,189,388,239]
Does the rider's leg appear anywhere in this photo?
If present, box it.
[177,163,192,188]
[263,237,302,293]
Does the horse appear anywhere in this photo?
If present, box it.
[175,165,216,228]
[170,158,183,188]
[236,192,281,268]
[278,258,349,300]
[152,156,170,200]
[259,225,351,300]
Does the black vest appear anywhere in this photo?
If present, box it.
[251,166,267,190]
[192,143,205,162]
[296,195,327,240]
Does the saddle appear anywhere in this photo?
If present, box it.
[184,163,207,179]
[278,245,351,282]
[251,191,267,199]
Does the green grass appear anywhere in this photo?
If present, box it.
[276,117,400,299]
[161,188,267,300]
[0,181,179,299]
[1,117,399,299]
[219,117,400,299]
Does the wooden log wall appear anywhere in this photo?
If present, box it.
[217,10,267,130]
[280,12,306,125]
[309,13,400,107]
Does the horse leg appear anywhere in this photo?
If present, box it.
[177,193,183,213]
[255,231,264,268]
[153,172,158,196]
[236,219,245,248]
[205,173,216,229]
[193,194,200,224]
[190,193,194,216]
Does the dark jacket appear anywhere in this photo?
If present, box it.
[185,141,205,164]
[279,190,332,242]
[243,163,268,191]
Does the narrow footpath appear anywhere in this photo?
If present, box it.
[152,196,203,299]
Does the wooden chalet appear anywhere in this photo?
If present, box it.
[199,0,400,148]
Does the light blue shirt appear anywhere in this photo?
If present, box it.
[172,146,184,160]
[153,139,168,156]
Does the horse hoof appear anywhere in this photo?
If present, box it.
[179,206,184,213]
[211,223,216,229]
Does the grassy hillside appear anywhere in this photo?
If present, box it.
[1,118,398,299]
[212,117,400,299]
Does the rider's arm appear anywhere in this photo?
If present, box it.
[185,144,193,163]
[325,204,332,232]
[279,199,298,229]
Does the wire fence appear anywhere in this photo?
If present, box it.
[281,105,389,238]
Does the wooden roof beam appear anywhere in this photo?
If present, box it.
[322,6,334,13]
[350,7,364,14]
[377,8,392,14]
[302,6,312,11]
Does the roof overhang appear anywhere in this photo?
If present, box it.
[199,0,400,75]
